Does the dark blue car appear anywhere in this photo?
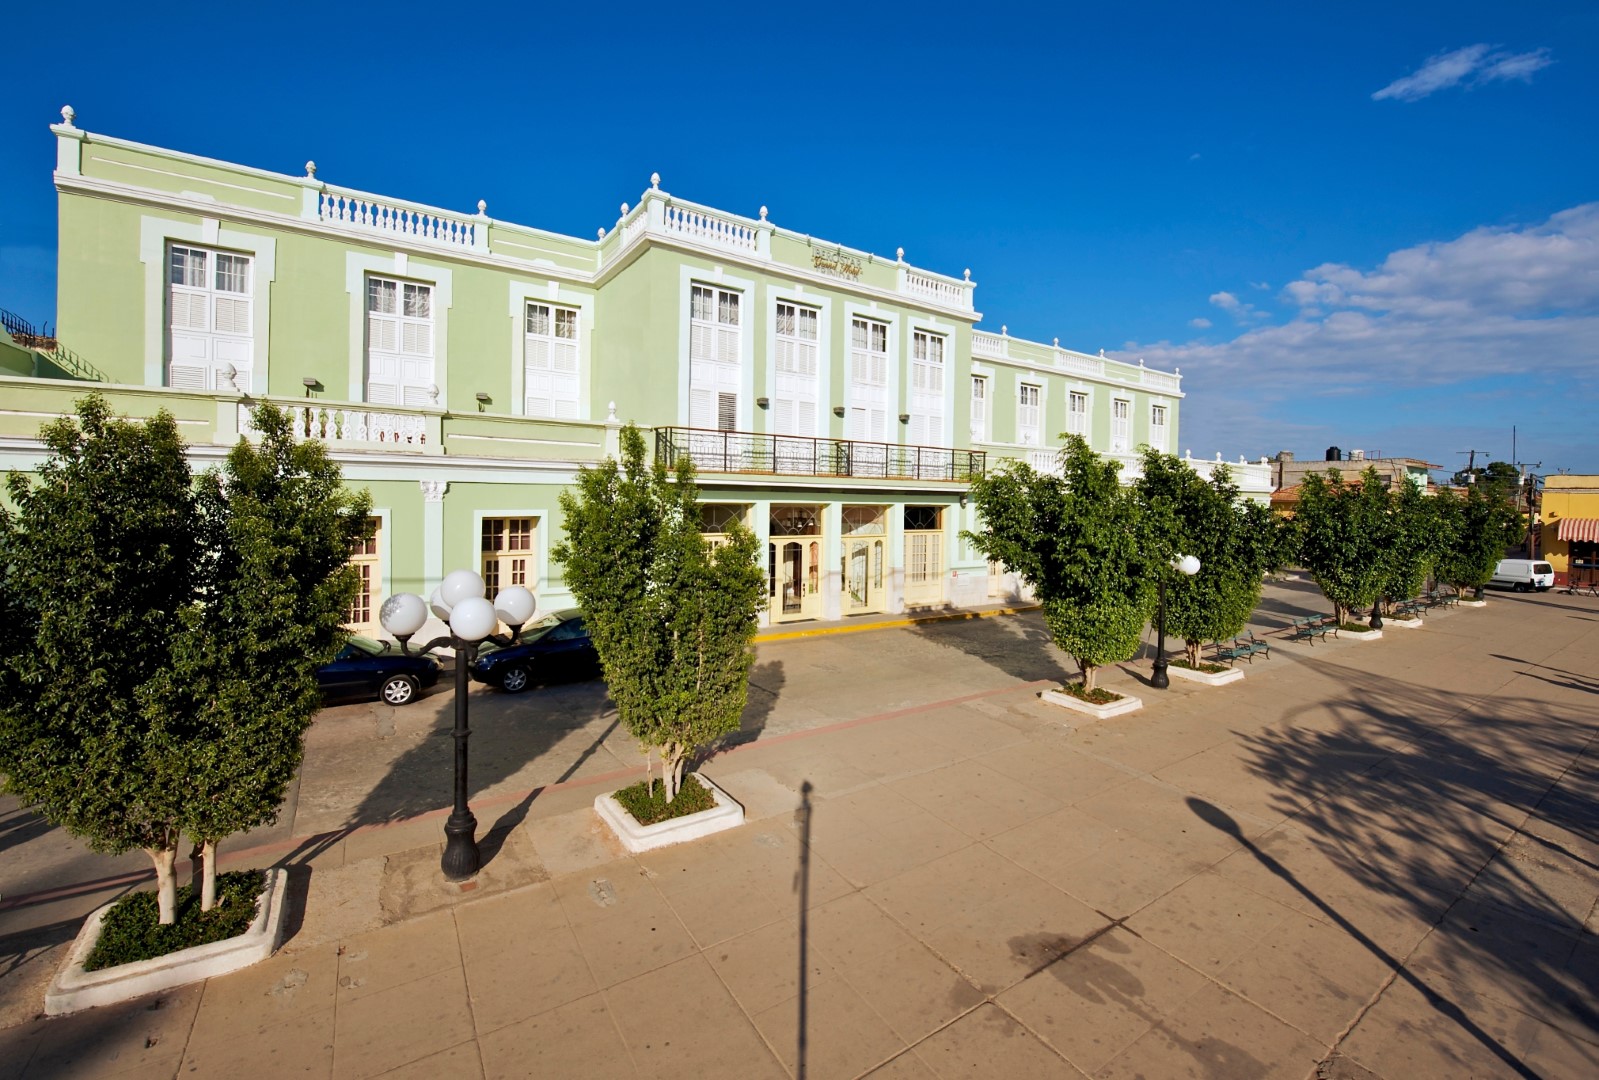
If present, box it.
[469,609,601,693]
[317,635,442,706]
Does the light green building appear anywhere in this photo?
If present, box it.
[2,106,1268,633]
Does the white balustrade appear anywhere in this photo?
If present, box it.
[902,270,973,311]
[240,404,427,448]
[660,204,758,252]
[1062,354,1104,378]
[318,190,476,249]
[971,331,1007,357]
[1141,369,1182,392]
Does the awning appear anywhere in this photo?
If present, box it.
[1557,518,1599,543]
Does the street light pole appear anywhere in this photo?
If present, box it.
[1152,554,1201,691]
[381,574,536,882]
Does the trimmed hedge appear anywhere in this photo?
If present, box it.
[84,870,264,971]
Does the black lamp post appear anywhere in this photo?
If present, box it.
[1152,554,1201,690]
[380,573,535,881]
[1368,594,1384,631]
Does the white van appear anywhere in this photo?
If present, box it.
[1490,559,1555,592]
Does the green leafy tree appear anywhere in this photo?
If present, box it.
[1135,452,1288,666]
[1295,467,1393,625]
[1376,478,1441,613]
[554,425,765,803]
[0,396,199,923]
[147,404,371,909]
[1433,485,1522,596]
[965,436,1150,692]
[1452,459,1520,495]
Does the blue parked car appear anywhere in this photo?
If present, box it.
[317,635,442,706]
[470,609,601,693]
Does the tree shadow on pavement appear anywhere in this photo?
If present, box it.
[905,609,1074,685]
[1220,656,1599,1071]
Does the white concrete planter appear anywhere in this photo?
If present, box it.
[1343,629,1384,641]
[1041,687,1143,719]
[1167,664,1245,686]
[1384,617,1424,629]
[1457,599,1487,608]
[46,868,289,1016]
[594,773,744,854]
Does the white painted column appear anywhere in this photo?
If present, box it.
[421,480,448,593]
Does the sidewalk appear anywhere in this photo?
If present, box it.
[2,590,1597,1078]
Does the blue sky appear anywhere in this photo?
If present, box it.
[2,1,1595,475]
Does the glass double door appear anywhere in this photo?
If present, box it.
[769,505,823,623]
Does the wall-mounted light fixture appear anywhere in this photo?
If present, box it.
[833,405,846,418]
[474,392,491,413]
[898,413,910,424]
[301,376,321,398]
[756,396,770,409]
[959,493,968,509]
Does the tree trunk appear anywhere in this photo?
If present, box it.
[188,840,203,894]
[147,845,178,925]
[1333,602,1344,626]
[200,839,218,911]
[1081,663,1097,692]
[662,745,685,803]
[1185,639,1200,667]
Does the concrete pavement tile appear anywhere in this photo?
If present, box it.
[340,817,445,866]
[0,1020,43,1080]
[1401,897,1583,1021]
[332,965,475,1080]
[982,805,1123,876]
[1212,915,1394,1043]
[835,937,984,1044]
[914,1003,1087,1078]
[478,993,636,1080]
[890,762,1064,841]
[1093,980,1325,1080]
[865,844,1041,935]
[971,743,1131,805]
[912,710,1035,759]
[704,916,838,1016]
[700,767,800,821]
[371,1039,483,1079]
[744,751,878,801]
[550,868,697,989]
[660,863,792,947]
[455,883,597,1035]
[334,908,462,1002]
[997,927,1210,1075]
[180,1009,335,1077]
[916,876,1109,995]
[1073,777,1266,864]
[808,892,922,969]
[1069,716,1235,775]
[521,806,627,877]
[21,984,201,1079]
[187,946,339,1047]
[1151,741,1332,824]
[752,977,906,1080]
[1336,970,1538,1080]
[603,953,786,1079]
[1518,1015,1599,1077]
[285,858,387,954]
[1460,833,1599,931]
[808,808,974,889]
[861,1049,942,1077]
[1051,833,1207,918]
[1124,870,1297,975]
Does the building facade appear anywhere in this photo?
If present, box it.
[1,108,1269,634]
[1540,475,1599,589]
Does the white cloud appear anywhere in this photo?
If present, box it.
[1250,281,1271,291]
[1189,317,1212,329]
[1188,152,1202,162]
[1123,204,1599,460]
[1208,291,1266,321]
[1373,45,1553,102]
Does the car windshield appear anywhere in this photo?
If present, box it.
[476,610,576,655]
[345,635,390,656]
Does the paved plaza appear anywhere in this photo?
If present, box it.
[2,580,1598,1078]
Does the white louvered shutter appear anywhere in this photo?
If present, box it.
[970,377,988,441]
[167,245,253,391]
[849,319,889,442]
[524,304,580,418]
[689,285,741,430]
[909,331,944,446]
[774,303,819,437]
[1112,399,1131,453]
[1018,385,1040,446]
[367,278,434,406]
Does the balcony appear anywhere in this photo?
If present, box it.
[655,427,984,483]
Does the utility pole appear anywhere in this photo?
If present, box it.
[1514,459,1542,557]
[1456,449,1489,484]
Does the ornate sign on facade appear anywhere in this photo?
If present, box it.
[810,244,863,280]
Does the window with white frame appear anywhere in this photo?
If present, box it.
[908,330,945,446]
[969,376,989,442]
[1150,403,1169,452]
[525,302,579,419]
[481,517,535,594]
[345,517,382,633]
[848,318,889,441]
[1111,398,1131,454]
[690,284,741,430]
[773,301,819,436]
[167,244,253,390]
[1017,383,1041,446]
[366,277,435,406]
[1067,391,1089,437]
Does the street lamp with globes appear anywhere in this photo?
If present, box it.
[379,572,537,881]
[1151,554,1201,690]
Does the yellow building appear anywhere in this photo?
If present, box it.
[1541,475,1599,589]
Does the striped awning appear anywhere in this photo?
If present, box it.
[1557,518,1599,543]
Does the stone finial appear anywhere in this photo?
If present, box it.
[597,227,607,240]
[60,105,76,127]
[1175,367,1181,375]
[1216,452,1223,461]
[607,401,619,423]
[1185,449,1192,459]
[304,161,317,179]
[428,384,440,405]
[621,202,629,216]
[1053,337,1060,348]
[1001,325,1008,336]
[1098,348,1106,357]
[896,247,905,262]
[759,205,768,221]
[650,172,661,190]
[1139,358,1146,367]
[477,199,487,215]
[964,268,971,281]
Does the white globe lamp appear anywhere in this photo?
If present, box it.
[429,586,453,622]
[448,596,498,643]
[378,592,428,640]
[440,569,486,609]
[493,585,536,629]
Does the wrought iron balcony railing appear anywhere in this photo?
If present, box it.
[655,427,985,482]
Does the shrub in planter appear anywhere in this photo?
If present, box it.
[86,870,265,971]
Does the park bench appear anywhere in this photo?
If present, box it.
[1392,598,1425,620]
[1288,614,1336,644]
[1212,631,1271,666]
[1422,590,1457,610]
